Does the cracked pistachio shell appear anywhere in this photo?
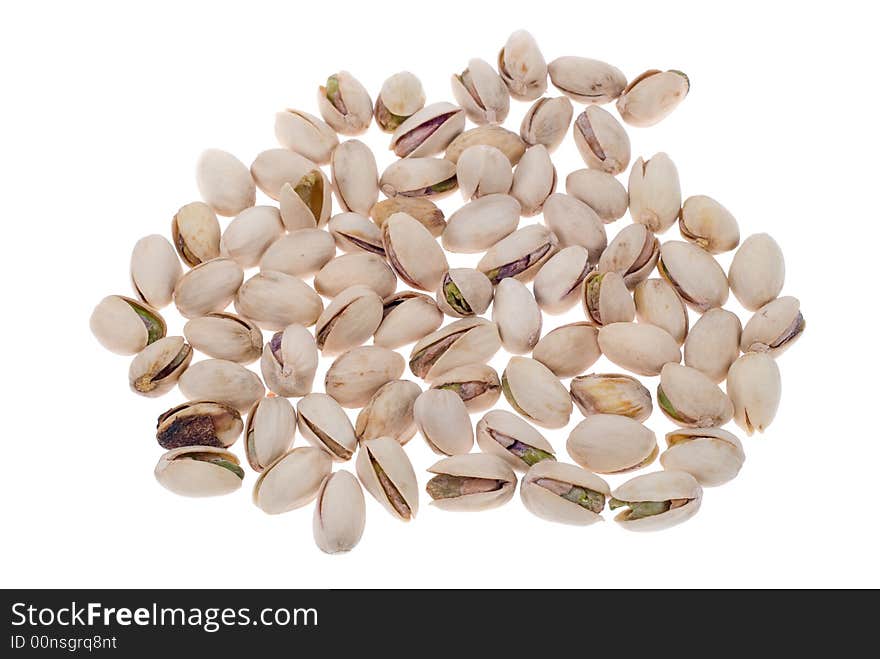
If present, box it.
[570,373,652,421]
[325,346,405,408]
[611,470,702,531]
[172,202,221,267]
[436,268,494,318]
[498,30,547,100]
[493,278,542,354]
[279,177,332,231]
[390,102,465,158]
[331,140,379,215]
[130,234,181,309]
[356,379,422,445]
[220,206,284,268]
[409,317,501,381]
[548,56,627,104]
[382,212,448,291]
[328,212,383,255]
[634,278,689,344]
[251,149,323,204]
[244,396,297,472]
[443,194,520,254]
[155,446,244,498]
[315,285,383,355]
[598,223,660,288]
[156,400,242,450]
[581,270,636,326]
[533,323,601,378]
[375,71,426,132]
[477,224,559,285]
[510,144,556,215]
[617,70,689,127]
[521,461,610,526]
[659,241,729,312]
[413,389,474,456]
[274,109,338,164]
[740,296,804,357]
[444,125,526,165]
[183,312,262,364]
[173,257,244,319]
[502,357,572,429]
[456,146,513,200]
[313,471,365,554]
[476,409,555,471]
[658,363,733,428]
[541,193,607,265]
[661,427,744,487]
[679,195,740,254]
[90,295,166,355]
[235,271,323,331]
[371,197,446,237]
[628,153,682,233]
[259,228,335,278]
[380,157,458,199]
[520,96,573,152]
[179,358,264,411]
[129,336,193,398]
[314,253,397,299]
[356,436,419,520]
[597,322,681,376]
[573,106,631,175]
[374,292,443,350]
[196,149,255,217]
[260,324,318,398]
[430,363,501,413]
[567,414,658,474]
[534,246,592,314]
[317,71,373,135]
[565,169,628,224]
[297,393,357,461]
[728,233,785,311]
[726,352,781,435]
[426,454,517,511]
[253,447,332,514]
[451,58,510,125]
[684,308,742,383]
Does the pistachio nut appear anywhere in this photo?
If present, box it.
[373,292,444,350]
[548,56,627,104]
[297,393,358,461]
[436,268,494,318]
[497,29,548,101]
[355,436,419,520]
[409,317,501,381]
[533,246,592,314]
[456,146,514,200]
[597,223,660,288]
[477,223,558,285]
[260,324,319,398]
[628,153,682,233]
[355,379,422,445]
[220,206,284,268]
[375,71,426,132]
[274,109,339,164]
[740,296,804,357]
[442,194,520,253]
[235,271,323,331]
[493,278,542,354]
[250,149,326,207]
[610,470,702,531]
[183,312,263,364]
[413,389,474,456]
[429,363,501,413]
[597,322,681,376]
[657,363,734,428]
[502,356,572,429]
[679,195,740,254]
[315,285,383,355]
[331,139,379,215]
[279,175,332,231]
[520,96,573,152]
[570,373,652,421]
[313,252,398,299]
[370,196,446,237]
[581,270,636,326]
[521,461,610,526]
[313,471,366,554]
[565,168,629,223]
[728,233,785,311]
[90,295,166,355]
[726,352,781,435]
[684,308,742,383]
[325,346,405,408]
[426,454,517,511]
[532,323,601,378]
[658,241,729,312]
[617,70,690,127]
[172,201,221,267]
[567,414,658,474]
[541,193,607,264]
[129,336,193,398]
[195,149,256,217]
[381,212,449,291]
[475,409,555,471]
[661,427,745,487]
[130,234,182,309]
[327,212,383,255]
[155,446,244,498]
[178,358,264,411]
[380,157,458,199]
[244,396,297,471]
[260,228,336,278]
[451,58,510,125]
[633,278,689,344]
[444,125,527,165]
[317,71,373,135]
[253,447,332,514]
[156,400,243,450]
[390,102,465,158]
[510,144,556,215]
[173,257,244,319]
[572,106,631,175]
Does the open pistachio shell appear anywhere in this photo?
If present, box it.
[598,223,660,288]
[567,414,658,474]
[597,322,681,376]
[570,373,652,422]
[173,257,244,319]
[476,409,555,471]
[155,446,244,498]
[657,363,734,428]
[244,396,297,472]
[426,454,517,512]
[726,352,781,436]
[581,270,636,326]
[611,470,702,531]
[129,336,193,398]
[456,146,513,200]
[477,224,559,285]
[371,196,446,237]
[658,241,729,313]
[428,363,500,413]
[572,106,631,175]
[331,139,379,215]
[498,30,548,101]
[130,234,182,309]
[409,317,501,381]
[314,253,397,299]
[493,278,542,354]
[325,346,406,408]
[534,246,592,314]
[260,324,319,398]
[661,427,745,487]
[196,149,255,217]
[684,308,742,383]
[633,278,689,344]
[436,268,494,318]
[274,109,339,164]
[356,437,419,521]
[510,144,556,216]
[548,56,627,104]
[565,169,629,224]
[520,96,573,152]
[541,194,607,265]
[413,389,474,456]
[178,358,264,411]
[355,379,422,445]
[728,233,785,311]
[235,271,323,331]
[443,194,520,253]
[628,153,682,233]
[740,296,804,357]
[220,206,284,268]
[373,292,443,350]
[617,70,689,127]
[533,323,601,379]
[172,201,221,267]
[279,171,332,230]
[502,356,572,429]
[451,58,510,125]
[183,312,262,364]
[251,149,324,204]
[375,71,425,132]
[260,228,336,278]
[315,285,383,355]
[157,400,243,450]
[390,102,465,158]
[253,447,332,514]
[328,212,384,256]
[90,295,167,355]
[521,461,610,526]
[444,125,527,165]
[679,195,740,254]
[380,157,458,199]
[381,212,448,291]
[313,471,366,554]
[317,71,373,135]
[297,393,358,461]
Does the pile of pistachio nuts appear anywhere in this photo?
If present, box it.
[89,30,805,552]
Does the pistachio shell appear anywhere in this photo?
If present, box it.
[183,312,263,364]
[374,292,444,349]
[498,30,548,101]
[370,197,446,237]
[657,363,734,428]
[493,278,542,354]
[253,447,332,514]
[172,201,222,267]
[581,270,636,326]
[331,139,379,215]
[313,471,365,554]
[130,234,182,309]
[541,193,607,264]
[726,352,781,435]
[260,228,336,278]
[315,285,383,355]
[325,346,406,408]
[409,317,501,381]
[679,195,740,254]
[442,194,520,253]
[244,396,297,471]
[381,212,448,291]
[297,393,358,461]
[413,389,474,456]
[356,436,419,520]
[597,322,681,376]
[129,336,193,398]
[317,71,373,135]
[436,268,494,318]
[532,323,601,378]
[740,296,804,357]
[444,125,527,165]
[327,212,384,255]
[178,358,264,411]
[510,144,556,215]
[533,246,592,314]
[274,109,339,164]
[572,106,631,175]
[628,153,682,233]
[426,454,516,511]
[279,170,333,230]
[521,461,610,525]
[455,146,514,200]
[260,324,319,398]
[633,278,689,344]
[597,223,660,288]
[90,295,166,355]
[375,71,425,131]
[502,357,572,429]
[565,169,628,223]
[251,149,324,203]
[658,241,729,312]
[380,157,458,199]
[475,409,555,471]
[155,446,244,498]
[520,96,573,151]
[390,102,465,158]
[156,400,243,449]
[220,206,284,268]
[728,233,785,311]
[235,271,323,331]
[314,253,397,299]
[548,56,627,104]
[684,308,742,383]
[429,363,501,413]
[477,224,559,285]
[355,379,422,445]
[196,149,255,217]
[661,427,745,487]
[173,257,244,319]
[610,470,702,531]
[570,373,652,421]
[617,70,689,127]
[451,58,510,125]
[567,414,658,474]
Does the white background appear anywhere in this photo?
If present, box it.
[1,1,877,589]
